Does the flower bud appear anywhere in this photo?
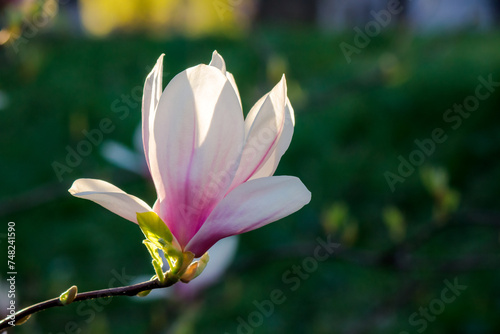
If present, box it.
[59,285,78,305]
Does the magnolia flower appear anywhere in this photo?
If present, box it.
[69,51,311,259]
[101,124,240,292]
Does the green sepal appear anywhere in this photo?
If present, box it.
[194,252,210,278]
[137,212,173,248]
[152,259,165,284]
[161,247,180,273]
[180,252,210,283]
[136,212,197,281]
[143,239,163,264]
[170,251,194,276]
[180,262,198,283]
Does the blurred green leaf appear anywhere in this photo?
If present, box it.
[420,165,449,197]
[420,166,461,223]
[321,202,349,235]
[382,206,406,243]
[341,219,359,246]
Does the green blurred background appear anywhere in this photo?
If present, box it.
[1,0,500,333]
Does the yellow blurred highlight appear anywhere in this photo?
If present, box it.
[44,0,59,19]
[267,54,288,83]
[382,206,406,243]
[79,0,252,37]
[340,220,358,246]
[0,30,11,45]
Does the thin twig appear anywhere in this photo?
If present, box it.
[0,277,175,331]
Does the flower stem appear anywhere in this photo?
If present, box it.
[0,278,176,331]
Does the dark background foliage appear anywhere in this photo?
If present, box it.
[0,1,500,333]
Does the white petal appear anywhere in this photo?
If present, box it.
[248,98,295,180]
[209,51,241,108]
[227,76,289,192]
[69,179,152,223]
[149,64,245,246]
[185,176,311,256]
[209,50,226,74]
[142,54,164,172]
[226,71,242,108]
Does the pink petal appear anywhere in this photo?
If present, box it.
[68,179,152,223]
[185,176,311,256]
[227,76,289,192]
[149,64,245,247]
[142,54,164,172]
